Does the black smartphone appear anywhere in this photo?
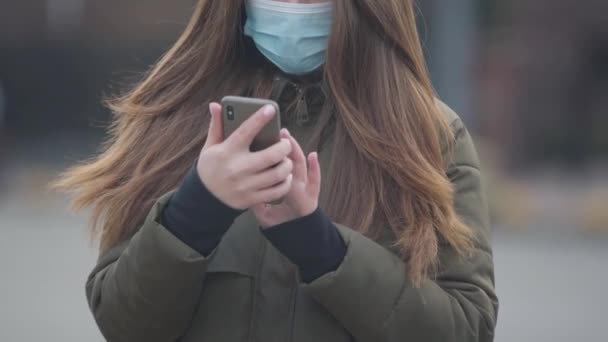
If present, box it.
[221,96,281,152]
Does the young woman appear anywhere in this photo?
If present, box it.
[56,0,498,341]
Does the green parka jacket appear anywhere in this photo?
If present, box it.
[85,79,498,342]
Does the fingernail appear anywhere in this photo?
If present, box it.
[263,105,275,117]
[210,102,221,113]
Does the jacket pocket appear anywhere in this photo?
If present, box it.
[182,271,255,342]
[180,212,263,342]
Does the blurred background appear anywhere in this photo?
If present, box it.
[1,0,607,341]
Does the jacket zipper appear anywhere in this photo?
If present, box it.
[288,268,299,342]
[295,86,310,126]
[247,240,268,342]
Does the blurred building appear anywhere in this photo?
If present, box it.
[1,0,482,137]
[1,0,606,167]
[479,0,608,167]
[0,0,195,136]
[418,0,478,127]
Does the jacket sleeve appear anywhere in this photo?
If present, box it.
[302,119,498,342]
[85,192,211,342]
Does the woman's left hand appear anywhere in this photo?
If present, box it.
[253,129,321,228]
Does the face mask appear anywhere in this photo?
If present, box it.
[244,0,334,75]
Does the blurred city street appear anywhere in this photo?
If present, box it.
[2,0,607,340]
[1,137,607,342]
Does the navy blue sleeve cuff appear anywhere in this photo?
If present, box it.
[262,208,347,283]
[161,163,243,256]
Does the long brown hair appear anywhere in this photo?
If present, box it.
[54,0,472,285]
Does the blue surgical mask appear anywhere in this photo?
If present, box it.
[244,0,334,75]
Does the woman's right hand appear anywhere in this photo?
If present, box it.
[196,102,294,210]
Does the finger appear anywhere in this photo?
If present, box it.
[280,128,290,139]
[307,152,321,195]
[252,203,268,215]
[245,158,293,190]
[226,104,276,148]
[246,138,292,172]
[251,203,275,229]
[287,133,307,182]
[253,174,293,204]
[205,102,224,147]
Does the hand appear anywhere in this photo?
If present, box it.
[197,102,294,210]
[253,129,321,228]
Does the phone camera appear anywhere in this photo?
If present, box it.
[227,106,235,121]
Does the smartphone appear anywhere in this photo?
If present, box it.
[221,96,281,152]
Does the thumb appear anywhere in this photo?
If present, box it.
[205,102,224,147]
